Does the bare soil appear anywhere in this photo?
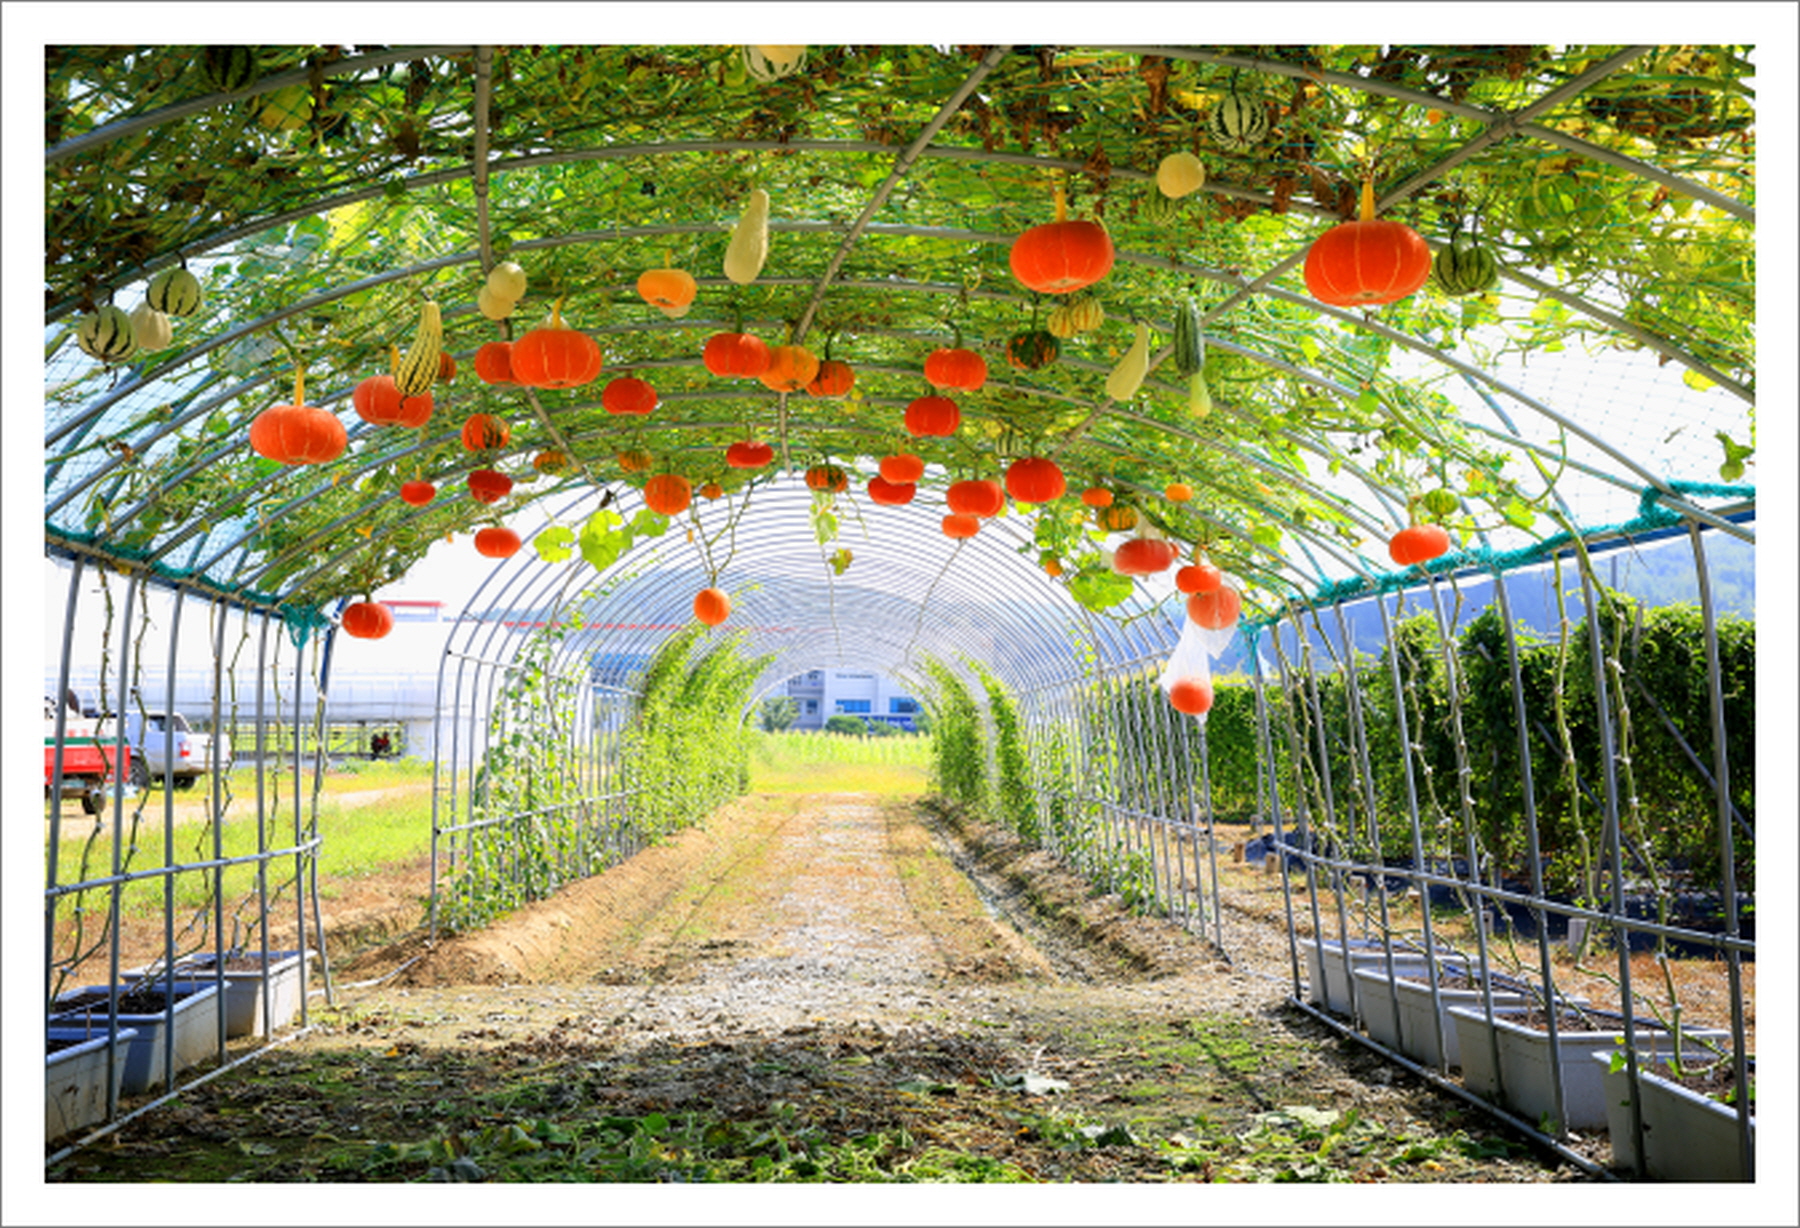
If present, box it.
[48,791,1607,1186]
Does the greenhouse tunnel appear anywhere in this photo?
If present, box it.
[36,35,1767,1184]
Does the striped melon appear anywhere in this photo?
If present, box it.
[393,300,444,398]
[1140,181,1184,226]
[199,46,258,93]
[146,266,203,316]
[76,305,136,363]
[1432,230,1500,297]
[1047,294,1104,339]
[1206,88,1271,152]
[129,302,173,352]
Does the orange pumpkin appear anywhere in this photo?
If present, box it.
[946,478,1005,518]
[1096,504,1139,532]
[693,587,732,627]
[1008,187,1115,295]
[616,448,654,473]
[642,473,693,516]
[460,413,510,452]
[510,300,604,389]
[249,369,347,465]
[467,468,514,504]
[806,359,855,397]
[1112,537,1179,576]
[923,346,987,391]
[1175,560,1223,594]
[636,267,698,311]
[726,440,775,469]
[867,476,916,506]
[532,449,571,475]
[473,341,516,386]
[904,394,960,438]
[1165,482,1194,503]
[699,481,724,501]
[941,512,982,540]
[474,526,522,558]
[1389,523,1451,566]
[703,331,772,378]
[602,375,658,416]
[758,345,820,393]
[399,480,436,506]
[1167,676,1214,716]
[805,464,849,493]
[1186,584,1242,629]
[1005,456,1066,504]
[1080,486,1114,509]
[880,453,925,484]
[341,600,395,640]
[1304,181,1432,308]
[437,352,458,383]
[352,374,433,428]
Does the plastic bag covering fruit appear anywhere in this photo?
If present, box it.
[1158,617,1236,721]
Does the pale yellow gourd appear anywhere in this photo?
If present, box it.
[1155,151,1206,199]
[1104,322,1151,402]
[129,301,173,351]
[476,284,514,322]
[723,187,770,285]
[486,261,528,302]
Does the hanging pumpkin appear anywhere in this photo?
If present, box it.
[1176,560,1223,594]
[1206,84,1272,152]
[946,478,1005,518]
[867,476,916,506]
[1303,180,1433,308]
[694,587,733,627]
[1005,456,1066,504]
[642,473,693,516]
[437,352,458,383]
[128,302,173,352]
[460,413,511,452]
[473,341,516,385]
[1008,185,1115,295]
[533,449,572,475]
[474,526,522,558]
[1080,486,1115,509]
[1046,293,1105,339]
[699,481,724,501]
[1096,504,1139,532]
[467,468,514,504]
[200,45,258,93]
[510,299,604,389]
[1388,522,1452,567]
[941,513,982,540]
[880,453,926,484]
[146,265,203,317]
[703,330,773,378]
[726,440,775,469]
[1005,329,1060,371]
[1165,482,1194,503]
[1105,321,1152,402]
[602,375,658,415]
[352,374,433,428]
[636,266,698,312]
[757,344,820,393]
[1155,150,1207,199]
[1186,583,1242,629]
[805,464,849,493]
[1167,676,1215,716]
[1171,297,1213,416]
[923,346,987,391]
[1431,228,1501,297]
[616,448,655,473]
[399,480,437,507]
[1113,537,1179,576]
[75,305,137,363]
[341,601,395,640]
[806,359,855,397]
[249,368,347,465]
[905,394,961,438]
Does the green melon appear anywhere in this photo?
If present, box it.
[1432,231,1500,297]
[1206,89,1271,152]
[76,305,137,363]
[146,266,203,317]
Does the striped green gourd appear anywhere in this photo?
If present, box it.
[76,305,137,363]
[200,45,258,93]
[1171,297,1213,417]
[1432,230,1500,297]
[146,266,203,317]
[393,300,444,397]
[1206,88,1271,152]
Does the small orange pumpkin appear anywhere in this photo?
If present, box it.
[352,374,433,429]
[532,449,571,475]
[805,464,849,494]
[249,368,347,466]
[699,481,724,501]
[867,476,916,506]
[643,473,693,516]
[1005,456,1066,504]
[1096,504,1138,532]
[602,375,658,416]
[636,267,698,312]
[942,512,982,540]
[1186,584,1242,629]
[923,346,987,391]
[510,299,604,389]
[1388,523,1452,566]
[341,601,395,640]
[693,587,732,627]
[880,453,925,484]
[467,468,514,504]
[703,331,772,378]
[399,480,436,506]
[946,478,1005,518]
[474,526,522,558]
[904,395,960,438]
[726,440,775,469]
[473,341,515,385]
[806,359,855,397]
[460,413,510,452]
[1112,537,1179,576]
[1167,676,1215,716]
[1080,486,1115,509]
[616,448,655,473]
[437,352,458,383]
[758,345,821,393]
[1175,560,1223,594]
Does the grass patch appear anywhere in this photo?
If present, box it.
[746,730,929,796]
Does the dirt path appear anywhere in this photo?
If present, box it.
[51,793,1592,1186]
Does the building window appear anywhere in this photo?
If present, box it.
[889,697,918,715]
[806,670,824,685]
[803,700,817,715]
[835,699,871,715]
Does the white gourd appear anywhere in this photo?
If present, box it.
[477,285,515,321]
[1105,322,1151,402]
[485,261,528,302]
[1155,151,1206,199]
[129,302,173,351]
[723,187,770,286]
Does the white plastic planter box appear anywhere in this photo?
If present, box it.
[1596,1052,1755,1182]
[46,1026,136,1140]
[1301,938,1450,1016]
[173,949,311,1038]
[1449,1005,1730,1133]
[1353,965,1542,1070]
[50,981,221,1095]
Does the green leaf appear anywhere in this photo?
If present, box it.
[1682,367,1717,393]
[1070,566,1133,612]
[534,524,575,562]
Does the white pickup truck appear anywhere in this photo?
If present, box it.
[112,710,232,789]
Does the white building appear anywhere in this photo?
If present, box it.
[781,669,921,731]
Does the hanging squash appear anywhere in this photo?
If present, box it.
[393,300,444,398]
[1388,523,1452,566]
[341,601,395,640]
[757,344,820,393]
[399,480,437,507]
[1176,560,1223,594]
[1104,322,1151,402]
[1303,180,1433,308]
[806,359,855,397]
[923,346,987,391]
[1080,486,1115,509]
[510,299,604,389]
[805,464,849,493]
[703,331,772,378]
[1005,328,1060,371]
[602,375,658,415]
[1167,676,1215,716]
[946,478,1005,518]
[352,374,433,429]
[694,587,733,627]
[1206,84,1272,152]
[723,187,771,285]
[867,476,916,506]
[1047,293,1105,339]
[75,305,137,363]
[532,450,571,475]
[1112,537,1180,576]
[941,512,982,540]
[1005,456,1067,505]
[636,266,698,312]
[904,394,960,438]
[616,448,655,474]
[473,341,516,385]
[643,473,693,516]
[1165,482,1194,503]
[1432,228,1501,297]
[700,481,725,501]
[1171,297,1213,416]
[1096,503,1138,532]
[1009,185,1114,294]
[1155,150,1207,199]
[726,440,775,469]
[486,261,529,303]
[474,526,522,559]
[436,352,458,383]
[146,265,204,317]
[128,302,172,352]
[742,45,807,83]
[199,45,258,93]
[1186,583,1242,629]
[880,453,926,484]
[248,367,346,465]
[467,468,514,504]
[460,413,510,452]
